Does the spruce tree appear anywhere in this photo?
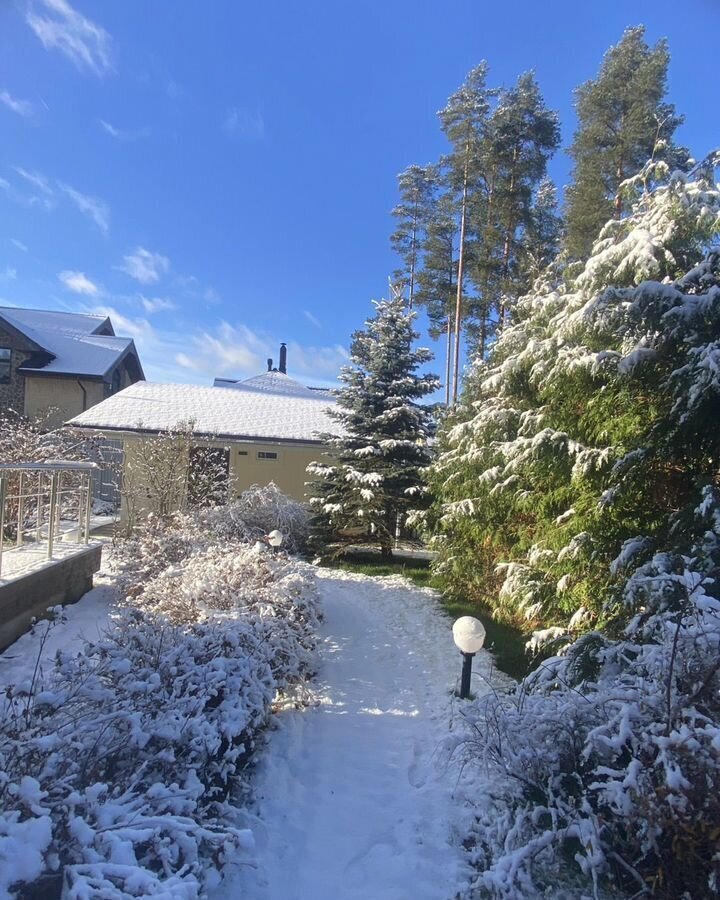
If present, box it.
[307,298,439,559]
[564,25,685,261]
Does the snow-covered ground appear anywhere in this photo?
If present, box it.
[0,572,117,691]
[219,568,505,900]
[0,560,507,898]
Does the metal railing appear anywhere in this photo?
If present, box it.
[0,462,98,578]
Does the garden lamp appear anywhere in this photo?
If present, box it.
[453,616,486,699]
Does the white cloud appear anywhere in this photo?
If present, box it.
[286,340,349,379]
[223,107,265,140]
[14,167,53,196]
[59,182,110,233]
[58,269,99,295]
[10,239,28,252]
[88,305,153,342]
[1,267,17,281]
[174,320,347,383]
[26,0,113,77]
[140,295,176,314]
[120,247,170,284]
[0,89,34,117]
[98,118,149,141]
[303,309,322,328]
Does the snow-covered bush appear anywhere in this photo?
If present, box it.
[113,485,311,599]
[135,544,320,685]
[453,551,720,898]
[0,610,273,897]
[112,511,205,599]
[1,488,321,897]
[0,572,320,897]
[200,482,311,554]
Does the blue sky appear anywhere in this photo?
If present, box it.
[0,0,717,388]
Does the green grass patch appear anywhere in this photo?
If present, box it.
[321,553,529,681]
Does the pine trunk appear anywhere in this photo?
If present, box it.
[409,209,418,309]
[445,316,453,405]
[452,149,470,405]
[499,147,519,325]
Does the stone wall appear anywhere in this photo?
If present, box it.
[0,324,30,415]
[0,543,102,651]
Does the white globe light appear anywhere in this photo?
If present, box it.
[267,529,284,548]
[453,616,486,654]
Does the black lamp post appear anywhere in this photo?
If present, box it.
[453,616,486,699]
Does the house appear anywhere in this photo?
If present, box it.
[67,358,338,518]
[0,307,144,429]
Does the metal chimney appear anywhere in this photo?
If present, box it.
[279,342,287,374]
[267,358,273,372]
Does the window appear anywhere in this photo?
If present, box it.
[0,348,11,384]
[187,446,230,508]
[257,451,278,460]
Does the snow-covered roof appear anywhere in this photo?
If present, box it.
[0,307,142,379]
[214,370,331,399]
[68,380,338,443]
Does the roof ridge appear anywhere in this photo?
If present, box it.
[0,305,106,319]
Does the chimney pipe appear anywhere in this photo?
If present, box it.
[279,342,287,374]
[267,358,273,372]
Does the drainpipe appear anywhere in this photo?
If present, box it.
[77,379,87,411]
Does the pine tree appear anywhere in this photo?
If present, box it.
[390,164,434,308]
[438,62,492,403]
[414,169,458,404]
[489,72,560,323]
[465,71,560,352]
[522,177,562,282]
[564,26,686,261]
[307,298,439,559]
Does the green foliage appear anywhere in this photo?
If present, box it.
[564,25,687,261]
[428,152,720,638]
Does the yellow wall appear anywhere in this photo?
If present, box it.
[114,433,328,526]
[25,377,106,429]
[230,442,324,500]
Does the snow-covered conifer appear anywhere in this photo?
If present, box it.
[429,151,720,633]
[307,297,439,558]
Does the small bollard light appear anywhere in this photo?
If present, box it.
[453,616,486,699]
[267,529,284,554]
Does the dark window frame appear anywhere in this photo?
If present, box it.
[0,348,11,384]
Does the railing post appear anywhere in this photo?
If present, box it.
[16,472,24,547]
[83,473,92,543]
[77,477,85,543]
[36,473,43,544]
[47,472,59,559]
[0,475,6,578]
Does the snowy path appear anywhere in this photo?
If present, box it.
[221,569,502,900]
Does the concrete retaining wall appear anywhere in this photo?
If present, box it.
[0,544,102,651]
